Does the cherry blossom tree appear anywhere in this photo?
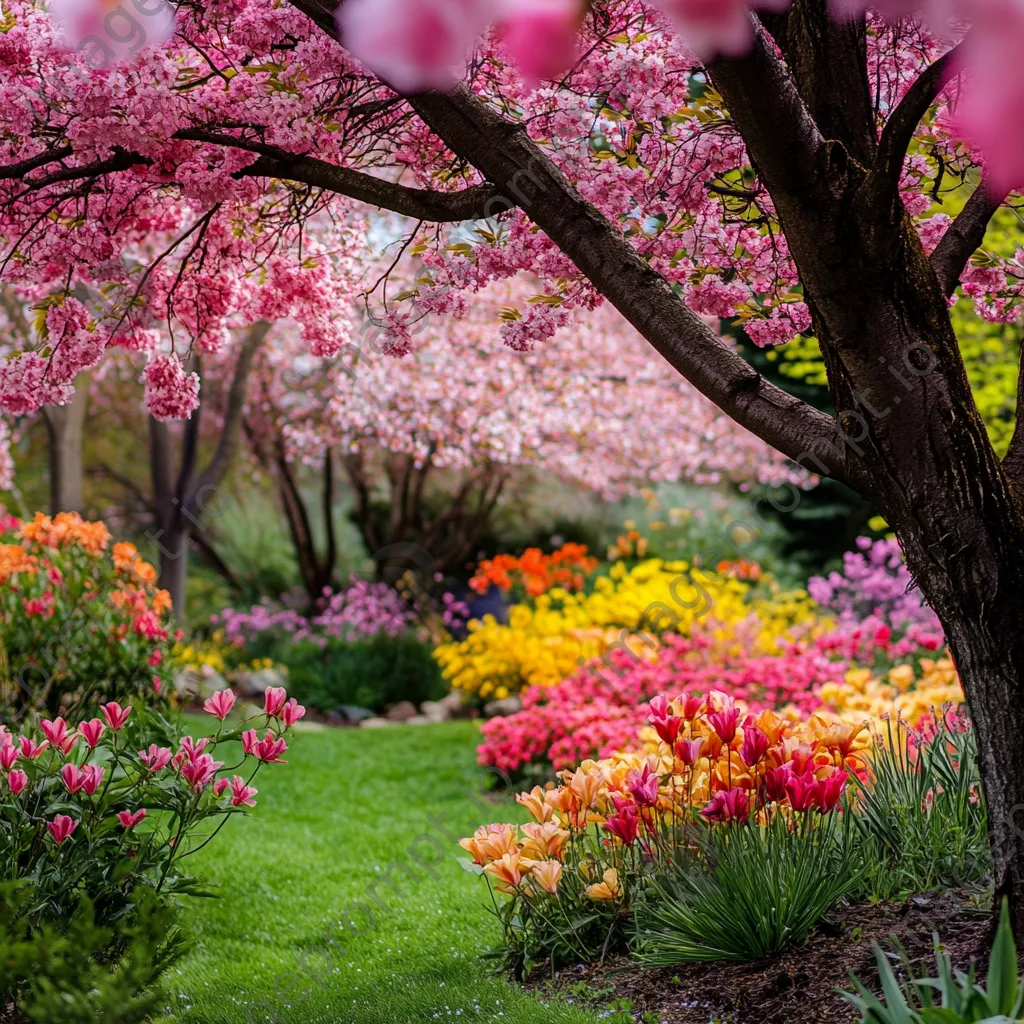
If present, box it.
[3,0,1024,919]
[241,280,802,596]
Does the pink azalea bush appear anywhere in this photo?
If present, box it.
[808,537,943,633]
[216,576,413,646]
[0,688,303,924]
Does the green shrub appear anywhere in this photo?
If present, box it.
[843,898,1022,1024]
[256,633,447,713]
[0,882,184,1024]
[633,814,862,964]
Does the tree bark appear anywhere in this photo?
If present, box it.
[42,372,90,514]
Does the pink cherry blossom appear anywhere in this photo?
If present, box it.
[143,355,200,422]
[498,0,582,83]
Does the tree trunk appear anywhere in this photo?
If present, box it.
[42,372,89,514]
[157,522,191,621]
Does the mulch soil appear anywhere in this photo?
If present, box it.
[525,889,1003,1024]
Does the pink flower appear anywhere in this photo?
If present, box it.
[739,720,770,768]
[40,717,69,748]
[250,730,288,763]
[651,0,790,60]
[180,753,225,792]
[675,736,704,767]
[143,354,200,421]
[784,770,820,814]
[100,702,131,731]
[47,814,78,845]
[815,769,848,813]
[764,763,794,803]
[203,688,237,720]
[263,687,288,718]
[118,808,147,829]
[213,778,230,797]
[280,698,306,727]
[18,738,48,759]
[0,743,18,770]
[179,736,209,762]
[626,763,660,807]
[648,693,682,745]
[499,0,581,84]
[337,0,496,94]
[81,764,105,796]
[8,769,27,795]
[80,718,105,749]
[603,804,641,845]
[229,775,258,807]
[22,593,54,617]
[60,762,86,794]
[708,705,740,745]
[241,729,259,755]
[138,744,172,772]
[701,788,750,823]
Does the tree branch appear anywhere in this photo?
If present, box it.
[930,182,1008,296]
[874,42,962,195]
[287,0,849,480]
[0,146,74,180]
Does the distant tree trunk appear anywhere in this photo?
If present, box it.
[141,323,270,621]
[42,372,90,514]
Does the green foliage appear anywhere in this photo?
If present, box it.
[633,815,861,964]
[849,716,988,901]
[247,632,447,713]
[0,881,185,1024]
[843,899,1022,1024]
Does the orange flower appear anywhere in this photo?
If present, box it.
[516,785,555,823]
[585,867,621,900]
[112,542,138,571]
[520,821,570,860]
[458,823,518,865]
[151,588,172,616]
[484,851,524,891]
[0,544,37,583]
[565,766,602,810]
[525,859,562,895]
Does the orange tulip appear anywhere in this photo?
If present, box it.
[585,867,621,900]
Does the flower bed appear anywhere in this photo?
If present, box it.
[0,513,176,725]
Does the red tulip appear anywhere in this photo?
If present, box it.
[784,770,820,814]
[708,706,740,745]
[739,720,770,768]
[764,763,793,803]
[603,805,641,845]
[815,769,847,813]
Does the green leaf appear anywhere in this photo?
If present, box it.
[985,899,1018,1017]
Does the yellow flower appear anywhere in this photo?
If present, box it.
[585,868,621,901]
[520,821,570,861]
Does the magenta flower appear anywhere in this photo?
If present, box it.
[764,763,794,803]
[626,763,660,807]
[229,775,258,807]
[60,762,86,795]
[263,686,288,718]
[739,721,770,768]
[40,717,69,749]
[701,788,750,823]
[81,764,105,796]
[213,778,230,797]
[180,753,225,792]
[708,705,740,745]
[0,743,18,770]
[47,814,78,845]
[118,808,147,829]
[784,770,820,814]
[602,804,641,845]
[179,736,209,762]
[138,744,172,772]
[80,718,105,749]
[100,701,132,731]
[203,688,237,720]
[280,698,306,727]
[241,729,259,755]
[250,730,288,763]
[674,737,704,767]
[7,769,27,795]
[18,737,48,759]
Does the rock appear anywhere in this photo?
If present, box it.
[385,700,419,722]
[483,695,522,718]
[234,667,289,700]
[174,666,228,703]
[360,717,393,728]
[336,704,375,723]
[405,715,431,725]
[420,700,451,723]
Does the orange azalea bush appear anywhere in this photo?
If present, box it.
[461,689,870,967]
[0,512,175,724]
[468,543,598,599]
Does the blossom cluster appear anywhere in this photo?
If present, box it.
[434,557,817,699]
[468,543,598,599]
[216,577,413,646]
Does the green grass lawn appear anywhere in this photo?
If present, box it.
[159,718,601,1024]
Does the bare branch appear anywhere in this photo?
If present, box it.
[0,146,74,180]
